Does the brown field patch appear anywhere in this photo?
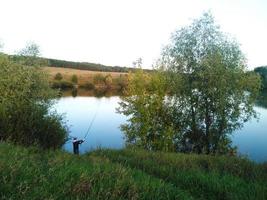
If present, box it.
[43,66,128,85]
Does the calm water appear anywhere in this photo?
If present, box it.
[54,95,267,163]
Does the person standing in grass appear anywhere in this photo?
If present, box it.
[72,137,84,155]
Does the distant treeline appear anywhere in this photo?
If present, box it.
[254,66,267,89]
[47,58,133,72]
[9,54,151,73]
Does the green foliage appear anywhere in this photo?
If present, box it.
[81,82,95,90]
[256,89,267,108]
[12,42,47,67]
[71,74,78,83]
[2,143,265,200]
[0,143,192,200]
[96,148,267,200]
[18,42,40,57]
[0,54,67,149]
[51,80,74,89]
[47,58,136,72]
[254,66,267,89]
[54,72,63,80]
[119,13,261,154]
[7,52,151,73]
[161,12,261,154]
[104,74,113,88]
[118,69,176,151]
[93,73,105,84]
[115,74,128,91]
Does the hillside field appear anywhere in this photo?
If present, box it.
[43,66,127,85]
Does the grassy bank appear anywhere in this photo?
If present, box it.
[0,143,266,200]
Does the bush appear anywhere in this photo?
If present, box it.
[81,82,95,90]
[71,74,78,84]
[0,54,68,149]
[51,81,74,89]
[115,74,128,90]
[0,104,67,149]
[93,73,105,84]
[54,72,63,80]
[104,74,113,88]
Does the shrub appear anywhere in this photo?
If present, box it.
[81,82,95,90]
[54,72,63,80]
[104,74,113,88]
[51,81,74,89]
[93,73,105,84]
[71,74,78,84]
[0,54,68,149]
[0,104,67,149]
[115,74,128,90]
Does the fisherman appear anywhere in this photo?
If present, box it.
[72,137,84,155]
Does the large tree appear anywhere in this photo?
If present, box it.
[119,13,261,154]
[162,12,260,154]
[118,68,178,151]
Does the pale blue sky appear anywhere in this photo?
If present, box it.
[0,0,266,69]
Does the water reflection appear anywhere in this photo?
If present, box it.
[54,90,267,162]
[54,96,126,154]
[256,89,267,108]
[60,88,123,98]
[232,106,267,162]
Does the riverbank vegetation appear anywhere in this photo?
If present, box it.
[0,49,67,149]
[45,66,129,92]
[119,13,261,154]
[254,66,267,90]
[0,11,266,200]
[1,143,266,200]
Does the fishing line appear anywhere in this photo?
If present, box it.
[66,100,101,143]
[83,100,101,140]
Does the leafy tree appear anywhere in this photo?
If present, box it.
[82,82,95,90]
[116,74,128,91]
[104,74,113,89]
[18,42,40,57]
[161,12,261,154]
[118,69,178,151]
[71,74,78,84]
[0,53,67,149]
[15,42,46,66]
[93,73,105,84]
[254,66,267,89]
[119,13,261,154]
[51,80,74,90]
[54,72,63,80]
[132,58,143,68]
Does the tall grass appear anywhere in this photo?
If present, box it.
[1,143,266,200]
[92,149,267,200]
[0,143,192,200]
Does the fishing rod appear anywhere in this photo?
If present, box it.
[83,102,100,140]
[66,100,101,143]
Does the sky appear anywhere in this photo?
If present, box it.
[0,0,266,69]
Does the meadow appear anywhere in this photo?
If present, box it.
[1,143,266,200]
[44,66,128,91]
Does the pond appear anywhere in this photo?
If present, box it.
[54,92,267,163]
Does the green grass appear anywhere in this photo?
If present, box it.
[91,149,267,200]
[0,143,191,200]
[0,143,267,199]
